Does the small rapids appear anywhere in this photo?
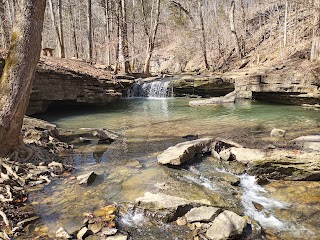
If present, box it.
[240,174,287,229]
[126,80,173,98]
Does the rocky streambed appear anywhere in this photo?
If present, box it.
[1,98,320,240]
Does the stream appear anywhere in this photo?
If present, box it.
[27,95,320,239]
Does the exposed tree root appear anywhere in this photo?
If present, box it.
[8,141,52,163]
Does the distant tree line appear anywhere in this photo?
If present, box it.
[0,0,320,75]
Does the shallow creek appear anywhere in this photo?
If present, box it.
[28,98,320,239]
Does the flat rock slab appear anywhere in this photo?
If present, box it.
[185,206,221,223]
[135,192,210,222]
[206,210,247,240]
[189,91,236,106]
[157,138,214,165]
[229,147,266,164]
[292,135,320,151]
[136,192,191,210]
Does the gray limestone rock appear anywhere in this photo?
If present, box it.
[206,210,247,240]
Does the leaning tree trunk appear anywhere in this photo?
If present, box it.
[311,0,320,61]
[229,0,242,59]
[0,0,46,157]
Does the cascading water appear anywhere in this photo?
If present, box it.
[239,174,287,229]
[126,80,173,98]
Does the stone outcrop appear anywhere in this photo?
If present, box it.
[169,75,235,98]
[189,91,236,106]
[26,61,133,115]
[157,138,214,165]
[0,57,133,115]
[227,60,320,105]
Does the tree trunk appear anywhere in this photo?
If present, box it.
[119,0,131,73]
[284,0,288,48]
[229,0,242,59]
[48,0,63,57]
[87,0,93,62]
[0,0,45,157]
[131,0,135,70]
[0,0,11,50]
[141,0,160,77]
[311,0,320,61]
[58,0,65,58]
[69,2,78,58]
[104,0,111,66]
[198,0,209,70]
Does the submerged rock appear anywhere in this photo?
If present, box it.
[206,210,247,240]
[80,128,119,143]
[157,138,214,165]
[189,91,236,106]
[77,171,97,185]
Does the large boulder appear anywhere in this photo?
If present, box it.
[189,91,236,106]
[206,210,247,240]
[157,138,214,165]
[228,147,266,163]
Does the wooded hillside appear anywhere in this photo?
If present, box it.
[0,0,319,74]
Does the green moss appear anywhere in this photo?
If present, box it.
[0,31,19,108]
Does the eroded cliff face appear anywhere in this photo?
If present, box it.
[227,60,320,105]
[172,59,320,105]
[0,57,133,115]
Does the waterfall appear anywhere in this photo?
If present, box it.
[127,80,173,98]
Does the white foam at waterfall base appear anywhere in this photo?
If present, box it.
[240,174,288,229]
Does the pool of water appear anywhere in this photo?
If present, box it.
[29,98,320,239]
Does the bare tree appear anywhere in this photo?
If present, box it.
[87,0,93,61]
[311,0,320,61]
[229,0,242,59]
[141,0,161,76]
[119,0,131,73]
[0,0,46,157]
[198,0,209,69]
[48,0,65,57]
[58,0,65,57]
[69,0,79,58]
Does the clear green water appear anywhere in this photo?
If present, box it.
[29,99,320,239]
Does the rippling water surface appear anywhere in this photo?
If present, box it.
[29,99,320,239]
